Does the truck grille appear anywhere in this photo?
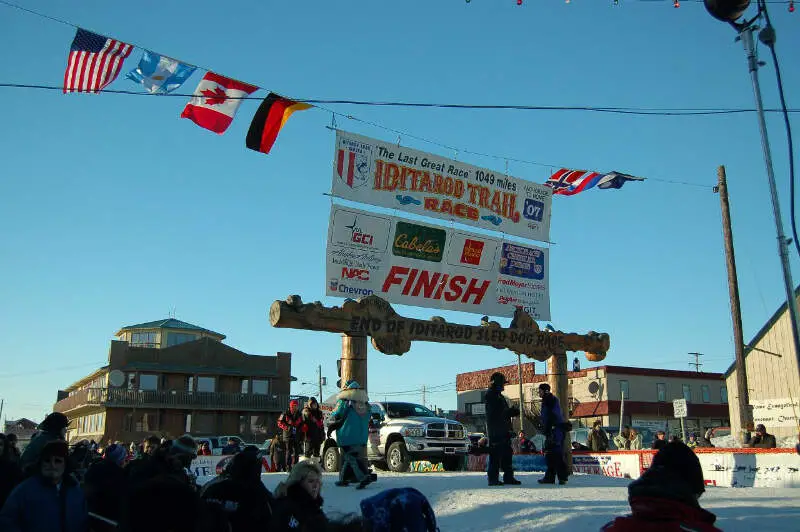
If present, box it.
[426,422,465,440]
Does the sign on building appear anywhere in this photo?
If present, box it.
[331,130,553,242]
[673,398,688,418]
[751,398,800,428]
[471,403,486,415]
[325,205,550,319]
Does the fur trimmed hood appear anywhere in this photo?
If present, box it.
[337,387,368,403]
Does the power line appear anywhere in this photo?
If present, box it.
[688,352,705,372]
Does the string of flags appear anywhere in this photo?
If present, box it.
[60,27,644,193]
[63,28,309,153]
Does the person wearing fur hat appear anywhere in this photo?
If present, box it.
[747,424,777,448]
[0,440,89,532]
[301,397,325,462]
[278,399,303,469]
[601,441,721,531]
[269,460,327,532]
[328,380,373,489]
[19,412,70,474]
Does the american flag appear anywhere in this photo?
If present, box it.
[63,29,133,93]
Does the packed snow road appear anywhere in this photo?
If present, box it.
[204,470,800,531]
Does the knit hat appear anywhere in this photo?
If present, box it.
[40,440,69,461]
[39,412,70,433]
[651,441,705,495]
[538,382,551,392]
[170,434,197,457]
[104,443,127,466]
[289,399,299,408]
[360,487,438,532]
[756,424,767,433]
[338,381,368,403]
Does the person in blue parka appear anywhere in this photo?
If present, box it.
[327,380,373,489]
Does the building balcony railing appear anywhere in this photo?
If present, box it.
[54,388,288,414]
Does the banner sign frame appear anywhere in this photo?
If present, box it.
[331,130,552,243]
[325,204,550,320]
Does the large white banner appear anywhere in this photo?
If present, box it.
[325,205,550,319]
[751,398,800,428]
[331,130,552,243]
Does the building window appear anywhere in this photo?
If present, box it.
[701,385,711,403]
[184,413,192,433]
[124,412,155,432]
[241,379,250,394]
[197,376,215,393]
[193,413,215,434]
[167,332,198,347]
[720,386,728,404]
[130,331,158,347]
[127,373,137,390]
[619,380,630,400]
[186,376,195,392]
[252,379,269,395]
[139,374,158,391]
[657,383,666,402]
[682,384,692,403]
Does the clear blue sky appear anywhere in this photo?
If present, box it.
[1,1,798,423]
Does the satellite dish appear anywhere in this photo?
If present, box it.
[588,381,600,396]
[108,370,125,388]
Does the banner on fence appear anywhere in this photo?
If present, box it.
[326,205,550,319]
[698,451,800,488]
[572,452,641,479]
[750,398,800,428]
[331,130,552,242]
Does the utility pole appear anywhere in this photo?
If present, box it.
[688,352,704,373]
[421,385,426,408]
[0,399,4,423]
[318,364,323,404]
[716,165,752,444]
[517,354,524,432]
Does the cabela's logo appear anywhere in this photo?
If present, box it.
[392,222,445,263]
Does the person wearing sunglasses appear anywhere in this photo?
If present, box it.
[0,439,88,532]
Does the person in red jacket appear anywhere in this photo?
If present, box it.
[301,397,325,462]
[601,441,721,532]
[277,400,303,469]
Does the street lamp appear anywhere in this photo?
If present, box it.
[704,0,800,412]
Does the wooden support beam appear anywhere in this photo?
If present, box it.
[270,295,610,362]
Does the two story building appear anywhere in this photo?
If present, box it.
[54,318,291,444]
[457,364,729,437]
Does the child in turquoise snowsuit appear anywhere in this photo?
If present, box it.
[328,380,373,489]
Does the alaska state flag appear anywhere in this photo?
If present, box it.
[127,51,196,94]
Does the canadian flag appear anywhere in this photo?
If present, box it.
[181,72,258,134]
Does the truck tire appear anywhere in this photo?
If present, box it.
[323,446,341,473]
[387,441,411,473]
[442,456,465,471]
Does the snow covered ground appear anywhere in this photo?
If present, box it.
[233,470,800,531]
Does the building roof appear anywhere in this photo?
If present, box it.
[115,318,225,339]
[723,286,800,378]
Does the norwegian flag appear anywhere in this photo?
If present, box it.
[544,168,644,196]
[63,29,133,93]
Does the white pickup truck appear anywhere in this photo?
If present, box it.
[321,401,469,473]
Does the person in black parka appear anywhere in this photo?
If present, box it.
[83,443,128,531]
[269,460,327,532]
[484,372,521,486]
[200,447,274,532]
[0,434,24,510]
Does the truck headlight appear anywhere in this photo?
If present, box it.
[403,427,425,437]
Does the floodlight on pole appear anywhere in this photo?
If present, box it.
[704,0,800,389]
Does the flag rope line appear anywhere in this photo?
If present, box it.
[0,0,718,190]
[0,83,797,117]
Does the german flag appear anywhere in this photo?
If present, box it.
[246,93,312,154]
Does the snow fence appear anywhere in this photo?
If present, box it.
[465,449,800,488]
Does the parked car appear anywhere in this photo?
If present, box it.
[322,401,470,473]
[193,435,246,456]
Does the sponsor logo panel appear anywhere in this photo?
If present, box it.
[498,243,545,280]
[392,222,446,262]
[331,211,390,252]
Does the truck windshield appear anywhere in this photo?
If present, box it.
[384,402,436,418]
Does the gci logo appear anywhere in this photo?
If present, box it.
[346,216,374,246]
[341,267,370,281]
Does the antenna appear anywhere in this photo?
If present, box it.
[688,352,705,373]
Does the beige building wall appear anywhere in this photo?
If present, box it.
[727,300,800,440]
